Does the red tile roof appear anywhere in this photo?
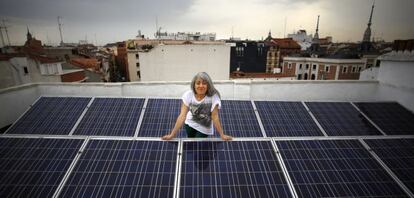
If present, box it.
[70,58,99,69]
[271,38,301,49]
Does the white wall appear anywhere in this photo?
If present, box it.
[127,50,139,81]
[378,61,414,89]
[0,61,19,89]
[0,84,39,129]
[360,67,379,80]
[376,59,414,111]
[139,44,230,81]
[10,57,31,84]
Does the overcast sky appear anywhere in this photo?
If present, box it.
[0,0,413,46]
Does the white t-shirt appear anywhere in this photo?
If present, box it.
[182,90,221,135]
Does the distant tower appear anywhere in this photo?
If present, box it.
[265,30,272,41]
[361,1,375,52]
[26,26,32,41]
[309,15,320,54]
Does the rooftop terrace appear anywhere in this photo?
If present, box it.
[0,53,413,197]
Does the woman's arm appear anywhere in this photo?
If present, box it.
[212,105,233,141]
[161,102,189,140]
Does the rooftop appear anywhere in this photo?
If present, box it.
[0,51,413,197]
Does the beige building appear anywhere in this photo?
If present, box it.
[139,44,230,81]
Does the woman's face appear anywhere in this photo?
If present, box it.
[194,78,208,95]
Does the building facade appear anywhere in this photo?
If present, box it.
[226,40,268,73]
[283,57,366,80]
[139,44,230,81]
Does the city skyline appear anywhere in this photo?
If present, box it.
[1,0,413,46]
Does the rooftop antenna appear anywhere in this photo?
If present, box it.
[57,16,64,46]
[155,16,159,39]
[0,24,5,47]
[1,19,11,46]
[284,17,287,38]
[231,26,234,39]
[46,31,51,46]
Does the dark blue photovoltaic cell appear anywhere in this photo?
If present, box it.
[216,100,263,137]
[74,98,144,136]
[255,101,323,136]
[0,138,83,198]
[138,99,186,137]
[6,97,91,135]
[365,139,414,193]
[355,102,414,135]
[59,140,178,198]
[306,102,381,136]
[277,140,407,197]
[180,141,292,198]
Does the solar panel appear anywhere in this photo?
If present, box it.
[276,140,408,197]
[138,99,186,137]
[214,100,263,137]
[365,138,414,194]
[74,98,144,136]
[6,97,91,135]
[0,138,83,197]
[355,102,414,135]
[306,102,382,136]
[180,141,293,198]
[255,101,323,136]
[59,140,178,198]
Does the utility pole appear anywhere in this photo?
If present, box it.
[57,16,64,46]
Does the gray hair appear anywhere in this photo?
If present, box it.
[191,72,221,98]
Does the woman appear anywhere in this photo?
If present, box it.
[161,72,233,141]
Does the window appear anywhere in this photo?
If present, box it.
[288,63,292,69]
[23,67,29,74]
[306,64,309,69]
[135,54,139,59]
[352,66,356,73]
[236,46,244,56]
[358,67,362,72]
[311,74,316,80]
[257,47,263,56]
[376,60,381,67]
[299,64,302,69]
[136,62,140,67]
[325,66,330,72]
[297,74,302,80]
[342,67,347,73]
[312,64,317,70]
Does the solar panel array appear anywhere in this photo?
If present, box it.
[0,138,83,197]
[180,141,292,198]
[306,102,382,136]
[276,140,408,197]
[218,100,263,137]
[255,101,324,136]
[59,140,178,198]
[6,97,91,135]
[355,102,414,135]
[138,99,185,138]
[74,98,145,136]
[365,139,414,193]
[2,96,414,197]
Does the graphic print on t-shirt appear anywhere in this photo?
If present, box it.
[190,102,212,127]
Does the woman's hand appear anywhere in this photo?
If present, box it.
[220,134,233,141]
[161,133,175,140]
